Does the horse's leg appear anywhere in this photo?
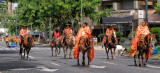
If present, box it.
[51,46,53,56]
[141,53,144,67]
[63,46,66,58]
[69,46,72,59]
[113,48,116,60]
[134,55,137,66]
[55,47,58,56]
[87,51,90,66]
[65,47,68,58]
[27,48,31,61]
[144,53,149,66]
[58,47,60,55]
[105,46,109,59]
[77,51,80,66]
[111,48,113,60]
[23,48,25,58]
[138,52,141,66]
[82,51,86,66]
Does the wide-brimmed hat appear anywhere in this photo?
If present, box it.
[22,25,27,27]
[108,25,113,28]
[56,27,60,30]
[66,24,71,26]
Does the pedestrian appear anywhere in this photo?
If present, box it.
[5,35,9,45]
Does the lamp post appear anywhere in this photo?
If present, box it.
[145,0,148,22]
[81,0,83,26]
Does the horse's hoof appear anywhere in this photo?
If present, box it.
[69,57,72,59]
[107,58,109,59]
[27,58,30,61]
[78,63,80,66]
[135,64,137,66]
[82,63,85,66]
[139,64,141,66]
[144,63,146,66]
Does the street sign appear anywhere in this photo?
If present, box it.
[138,10,144,18]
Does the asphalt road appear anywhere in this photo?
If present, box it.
[0,42,160,73]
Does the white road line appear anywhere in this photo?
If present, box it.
[4,48,10,50]
[29,56,34,59]
[147,65,160,69]
[0,48,4,50]
[9,68,28,71]
[37,66,58,72]
[51,63,60,66]
[103,62,117,65]
[90,65,106,69]
[10,48,17,50]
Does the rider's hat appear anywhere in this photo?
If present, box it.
[22,25,27,27]
[108,25,113,28]
[66,24,71,26]
[56,27,60,30]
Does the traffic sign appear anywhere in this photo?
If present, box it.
[138,10,144,18]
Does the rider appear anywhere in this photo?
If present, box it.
[5,35,9,45]
[62,24,73,46]
[129,19,152,59]
[73,22,94,62]
[52,28,60,44]
[102,25,117,44]
[20,25,28,54]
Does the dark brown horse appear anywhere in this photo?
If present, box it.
[63,34,75,59]
[134,34,153,67]
[104,33,118,60]
[77,36,94,66]
[50,36,63,56]
[20,35,34,60]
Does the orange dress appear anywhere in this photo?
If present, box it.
[129,25,153,59]
[102,28,115,44]
[73,26,94,62]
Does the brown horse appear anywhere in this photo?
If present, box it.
[77,36,94,66]
[134,34,153,67]
[63,34,75,59]
[104,33,118,60]
[20,35,34,60]
[50,36,63,56]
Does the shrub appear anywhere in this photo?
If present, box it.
[98,34,105,38]
[128,31,136,40]
[119,37,126,46]
[116,31,123,37]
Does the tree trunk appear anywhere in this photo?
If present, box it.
[44,22,49,42]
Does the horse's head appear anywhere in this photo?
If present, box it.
[145,34,154,47]
[27,36,35,47]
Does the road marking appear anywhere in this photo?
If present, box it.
[5,48,10,50]
[29,56,34,59]
[147,65,160,69]
[9,68,28,71]
[37,66,58,72]
[51,63,60,66]
[10,48,17,50]
[90,65,106,69]
[103,62,117,65]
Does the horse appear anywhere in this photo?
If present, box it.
[77,36,94,66]
[63,34,75,59]
[134,34,153,67]
[103,33,118,60]
[20,35,34,60]
[50,36,63,56]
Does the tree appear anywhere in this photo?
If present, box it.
[154,3,160,14]
[16,0,103,39]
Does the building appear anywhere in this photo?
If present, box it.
[93,0,160,41]
[0,0,6,11]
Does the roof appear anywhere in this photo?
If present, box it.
[101,16,134,24]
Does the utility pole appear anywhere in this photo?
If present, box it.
[145,0,148,22]
[49,17,52,41]
[81,0,83,26]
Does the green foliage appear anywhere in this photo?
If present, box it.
[128,31,136,40]
[119,37,125,46]
[154,3,160,14]
[98,34,105,38]
[116,31,123,37]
